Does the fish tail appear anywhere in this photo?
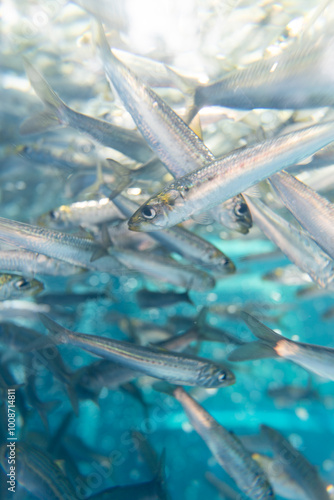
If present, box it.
[20,58,68,135]
[39,314,71,344]
[227,312,282,362]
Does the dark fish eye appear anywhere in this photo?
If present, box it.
[141,205,156,220]
[235,203,248,217]
[218,371,226,381]
[49,210,57,220]
[16,279,29,289]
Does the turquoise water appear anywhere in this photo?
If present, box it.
[1,1,334,499]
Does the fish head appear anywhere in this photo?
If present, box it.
[128,186,186,231]
[37,206,69,230]
[14,276,44,297]
[217,196,252,234]
[197,363,235,388]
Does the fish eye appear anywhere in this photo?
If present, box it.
[141,205,156,220]
[16,279,29,289]
[234,203,248,217]
[49,210,57,220]
[218,371,226,381]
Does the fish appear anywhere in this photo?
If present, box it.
[192,35,334,113]
[38,197,125,230]
[228,312,334,381]
[110,247,216,291]
[244,196,334,289]
[0,216,122,273]
[158,385,275,500]
[40,315,235,388]
[112,194,235,274]
[0,273,43,300]
[0,249,84,276]
[97,23,251,234]
[252,453,310,500]
[205,472,240,500]
[128,121,334,231]
[267,377,320,406]
[136,289,194,308]
[86,452,169,500]
[270,170,334,259]
[21,59,154,163]
[260,425,330,500]
[0,442,77,500]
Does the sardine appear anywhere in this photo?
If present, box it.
[40,315,235,388]
[128,121,334,231]
[270,170,334,259]
[21,59,153,163]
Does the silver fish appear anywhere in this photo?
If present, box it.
[0,249,84,276]
[21,59,153,163]
[40,315,235,388]
[167,386,275,500]
[260,425,330,500]
[270,170,334,259]
[128,121,334,231]
[229,312,334,382]
[97,23,251,234]
[244,196,334,289]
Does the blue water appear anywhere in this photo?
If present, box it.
[1,1,334,499]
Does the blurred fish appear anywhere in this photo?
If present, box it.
[270,170,334,259]
[0,442,77,500]
[40,315,235,388]
[129,121,334,231]
[136,289,193,308]
[252,453,309,500]
[0,216,122,273]
[0,273,43,300]
[228,312,334,382]
[260,425,330,500]
[263,265,313,287]
[110,247,215,291]
[191,35,334,114]
[97,24,251,234]
[158,386,274,500]
[245,196,334,289]
[0,249,84,276]
[21,59,153,163]
[87,451,169,500]
[267,377,320,406]
[112,194,235,274]
[38,197,125,230]
[322,305,334,320]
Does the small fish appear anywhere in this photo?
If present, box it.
[158,386,274,500]
[267,377,320,406]
[136,289,193,308]
[228,312,334,381]
[252,453,309,500]
[97,23,251,234]
[38,197,125,230]
[41,315,235,388]
[0,442,77,500]
[192,35,334,113]
[0,273,43,300]
[244,196,334,289]
[0,216,122,273]
[112,194,235,274]
[21,59,153,163]
[270,170,334,259]
[260,425,330,500]
[128,121,334,231]
[111,247,216,291]
[86,451,169,500]
[0,249,84,276]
